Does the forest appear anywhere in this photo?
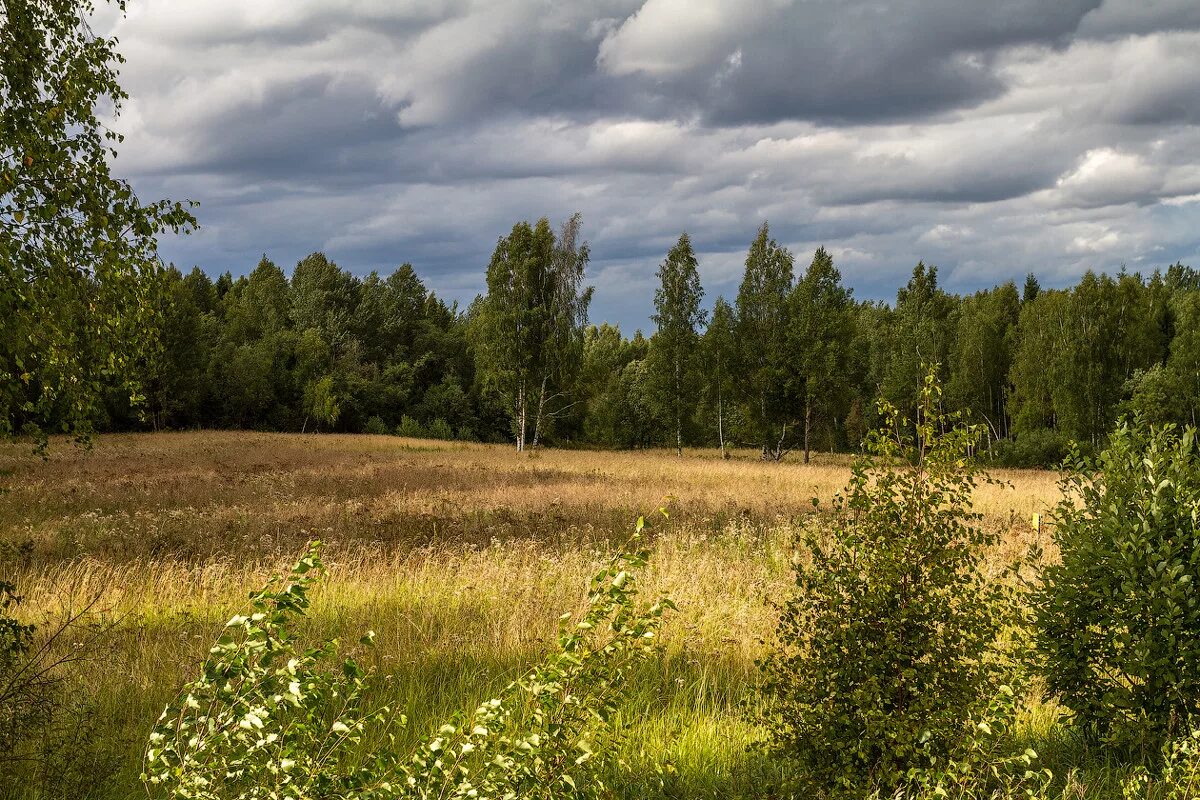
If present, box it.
[77,216,1200,467]
[10,3,1200,798]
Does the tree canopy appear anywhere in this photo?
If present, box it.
[1,0,195,442]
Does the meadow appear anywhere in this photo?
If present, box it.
[0,432,1119,799]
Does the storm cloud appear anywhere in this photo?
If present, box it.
[105,0,1200,330]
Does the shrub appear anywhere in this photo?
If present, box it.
[1122,728,1200,800]
[426,417,454,441]
[1,581,122,795]
[363,415,390,435]
[892,685,1051,800]
[395,415,425,439]
[988,429,1072,469]
[759,370,1022,795]
[144,518,674,799]
[1034,421,1200,746]
[0,580,37,762]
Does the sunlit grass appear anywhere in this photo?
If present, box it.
[0,432,1136,798]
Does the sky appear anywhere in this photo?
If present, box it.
[100,0,1200,332]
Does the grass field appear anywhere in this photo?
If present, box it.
[0,432,1132,798]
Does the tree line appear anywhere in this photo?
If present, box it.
[68,215,1197,466]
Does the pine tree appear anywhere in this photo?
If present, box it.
[1022,272,1041,304]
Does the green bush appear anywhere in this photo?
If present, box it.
[1122,728,1200,799]
[144,519,674,799]
[395,415,426,439]
[759,370,1022,795]
[988,429,1073,468]
[363,415,390,435]
[1,581,122,795]
[892,685,1051,800]
[426,417,454,441]
[1035,421,1200,746]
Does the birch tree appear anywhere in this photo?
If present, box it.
[649,233,705,455]
[734,222,794,460]
[703,297,736,458]
[470,214,592,451]
[1,0,196,442]
[786,247,854,463]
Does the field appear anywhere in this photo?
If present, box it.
[0,432,1118,798]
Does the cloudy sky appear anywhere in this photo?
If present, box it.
[101,0,1200,331]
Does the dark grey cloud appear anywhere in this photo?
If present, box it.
[599,0,1101,125]
[182,74,407,183]
[1077,0,1200,38]
[103,0,1200,330]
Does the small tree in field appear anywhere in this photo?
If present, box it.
[1035,420,1200,747]
[759,369,1020,795]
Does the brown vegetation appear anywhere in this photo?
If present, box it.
[0,432,1062,797]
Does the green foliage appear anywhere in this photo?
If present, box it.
[1121,729,1200,800]
[469,214,592,451]
[648,232,706,455]
[1122,365,1189,427]
[426,417,454,440]
[760,369,1021,795]
[142,542,397,799]
[786,246,855,462]
[1163,290,1200,427]
[1009,273,1165,448]
[1,0,196,442]
[734,222,795,459]
[304,375,342,431]
[363,415,390,436]
[143,267,212,429]
[947,283,1020,445]
[396,415,426,439]
[893,686,1052,800]
[987,429,1072,469]
[119,248,483,438]
[290,252,359,357]
[880,263,957,418]
[588,359,665,449]
[1034,421,1200,745]
[145,528,674,800]
[700,296,737,455]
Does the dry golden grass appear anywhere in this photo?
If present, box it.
[0,430,1061,561]
[0,432,1069,799]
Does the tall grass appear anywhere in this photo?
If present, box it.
[0,432,1130,798]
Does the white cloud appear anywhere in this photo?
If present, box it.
[92,0,1200,329]
[1053,148,1163,207]
[597,0,759,77]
